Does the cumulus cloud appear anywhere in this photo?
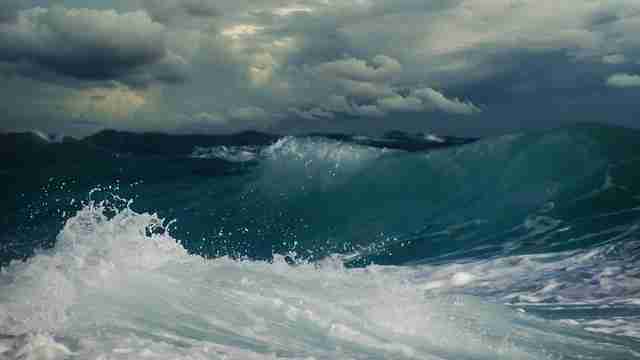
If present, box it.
[325,95,353,114]
[2,0,640,136]
[606,73,640,88]
[338,79,393,100]
[364,88,480,116]
[290,107,335,120]
[302,54,480,118]
[312,55,402,82]
[602,54,627,64]
[0,7,177,84]
[310,87,478,119]
[228,106,273,123]
[413,88,481,115]
[377,95,423,112]
[353,104,386,118]
[193,112,225,123]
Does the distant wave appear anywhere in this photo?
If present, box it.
[29,130,65,143]
[190,145,260,162]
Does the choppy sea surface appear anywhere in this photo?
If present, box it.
[1,124,639,359]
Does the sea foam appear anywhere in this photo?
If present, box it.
[0,200,636,359]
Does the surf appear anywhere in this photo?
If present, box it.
[1,123,640,358]
[0,200,637,359]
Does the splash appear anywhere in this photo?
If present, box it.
[0,200,636,359]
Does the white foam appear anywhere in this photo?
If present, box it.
[583,318,640,338]
[191,145,259,162]
[0,203,636,359]
[0,333,72,360]
[451,272,475,286]
[415,245,640,307]
[262,136,386,167]
[424,134,446,143]
[259,137,388,190]
[29,130,65,144]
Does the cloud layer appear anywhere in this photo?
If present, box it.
[1,0,640,136]
[0,7,187,84]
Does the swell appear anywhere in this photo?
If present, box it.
[181,124,640,265]
[2,124,640,358]
[2,124,640,266]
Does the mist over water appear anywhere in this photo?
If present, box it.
[1,124,640,359]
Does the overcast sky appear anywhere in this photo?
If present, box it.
[1,0,639,137]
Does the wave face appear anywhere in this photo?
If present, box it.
[1,124,640,358]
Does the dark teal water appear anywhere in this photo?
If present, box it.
[1,123,640,359]
[3,124,639,266]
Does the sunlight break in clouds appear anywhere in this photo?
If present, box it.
[222,24,265,39]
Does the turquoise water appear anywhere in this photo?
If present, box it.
[1,124,639,359]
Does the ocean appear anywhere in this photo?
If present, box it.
[1,123,639,359]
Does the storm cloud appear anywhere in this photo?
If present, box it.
[142,0,219,24]
[0,7,184,84]
[1,0,640,136]
[0,0,21,23]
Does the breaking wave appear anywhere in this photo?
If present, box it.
[2,123,640,358]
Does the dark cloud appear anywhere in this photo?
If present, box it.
[69,119,105,129]
[0,7,181,85]
[587,9,621,28]
[143,0,219,24]
[0,0,20,23]
[181,0,219,17]
[2,0,640,137]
